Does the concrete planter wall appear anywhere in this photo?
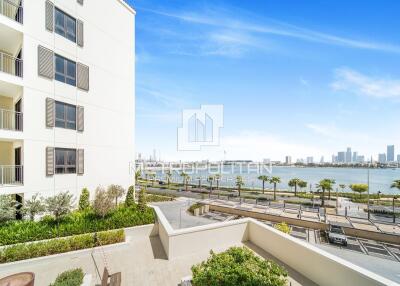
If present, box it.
[193,208,200,216]
[204,205,209,213]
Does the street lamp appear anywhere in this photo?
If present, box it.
[367,166,370,220]
[393,196,398,224]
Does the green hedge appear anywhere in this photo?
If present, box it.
[0,205,153,246]
[0,229,125,263]
[50,268,84,286]
[146,194,174,202]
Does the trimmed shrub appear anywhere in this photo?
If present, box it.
[274,222,291,234]
[138,187,147,211]
[0,205,154,246]
[188,203,202,214]
[78,188,90,211]
[125,185,135,207]
[0,195,18,223]
[23,194,46,221]
[50,268,84,286]
[191,247,287,286]
[0,229,125,264]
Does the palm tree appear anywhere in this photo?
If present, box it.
[269,176,281,201]
[298,180,307,192]
[257,175,269,194]
[180,172,190,191]
[149,172,156,187]
[391,180,400,191]
[235,176,245,197]
[165,170,172,189]
[326,179,336,199]
[208,175,215,194]
[316,179,335,206]
[288,178,301,196]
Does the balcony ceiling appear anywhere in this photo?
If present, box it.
[0,23,22,56]
[0,79,22,97]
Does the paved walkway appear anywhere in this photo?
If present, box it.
[0,224,315,286]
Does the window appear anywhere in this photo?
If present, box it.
[55,54,76,86]
[55,101,76,130]
[55,148,76,174]
[55,8,76,42]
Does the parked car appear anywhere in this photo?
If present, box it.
[328,224,347,246]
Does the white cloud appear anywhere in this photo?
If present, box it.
[331,68,400,98]
[142,7,400,54]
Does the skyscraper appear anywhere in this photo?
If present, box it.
[285,156,292,165]
[378,153,386,164]
[346,147,352,163]
[338,152,345,163]
[352,152,358,163]
[397,155,400,163]
[387,145,395,162]
[306,157,314,164]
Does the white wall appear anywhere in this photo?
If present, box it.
[152,206,397,286]
[1,0,135,199]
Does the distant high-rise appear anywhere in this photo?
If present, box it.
[346,147,352,163]
[306,156,314,164]
[378,153,386,164]
[320,156,324,163]
[153,149,157,162]
[397,154,400,163]
[285,156,292,165]
[387,145,395,162]
[331,155,336,163]
[337,152,345,163]
[352,152,358,163]
[356,155,365,163]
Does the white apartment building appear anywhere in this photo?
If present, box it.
[0,0,135,204]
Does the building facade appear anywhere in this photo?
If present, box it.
[387,145,394,162]
[0,0,135,201]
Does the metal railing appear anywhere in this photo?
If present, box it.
[0,52,23,77]
[0,165,23,186]
[0,0,23,24]
[0,108,23,131]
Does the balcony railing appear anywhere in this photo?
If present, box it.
[0,0,23,24]
[0,165,23,186]
[0,108,23,131]
[0,52,23,77]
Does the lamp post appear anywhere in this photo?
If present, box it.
[393,196,397,224]
[367,166,370,220]
[336,188,338,215]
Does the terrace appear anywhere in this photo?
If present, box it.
[0,204,396,286]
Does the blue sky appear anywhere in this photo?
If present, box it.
[129,0,400,162]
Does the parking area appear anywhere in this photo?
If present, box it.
[198,210,400,262]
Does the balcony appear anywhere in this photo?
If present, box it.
[0,108,22,131]
[0,140,23,187]
[0,165,23,186]
[0,0,23,24]
[0,51,22,78]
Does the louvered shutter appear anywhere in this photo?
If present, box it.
[77,149,84,175]
[77,0,84,5]
[77,63,89,91]
[77,20,84,47]
[38,46,54,79]
[45,1,54,32]
[46,98,55,127]
[77,106,84,132]
[46,147,55,176]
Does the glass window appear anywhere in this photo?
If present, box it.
[54,8,76,43]
[55,148,76,174]
[55,101,76,130]
[55,54,76,86]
